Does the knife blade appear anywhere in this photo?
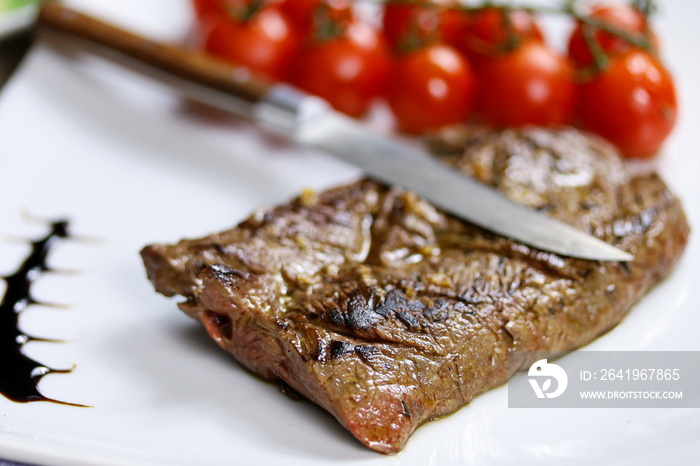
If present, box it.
[256,86,632,261]
[36,4,632,262]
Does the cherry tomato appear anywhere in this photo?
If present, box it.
[568,3,656,69]
[386,44,475,133]
[382,0,455,49]
[200,6,300,81]
[279,0,353,35]
[192,0,226,20]
[578,51,677,158]
[477,42,575,127]
[292,21,390,117]
[447,7,543,69]
[439,5,466,46]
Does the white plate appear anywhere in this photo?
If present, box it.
[0,1,698,465]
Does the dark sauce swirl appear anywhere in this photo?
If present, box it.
[0,220,85,406]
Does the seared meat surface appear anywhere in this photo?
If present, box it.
[141,128,689,453]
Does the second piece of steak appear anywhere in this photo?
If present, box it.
[141,128,689,453]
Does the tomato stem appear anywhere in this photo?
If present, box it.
[582,23,609,73]
[386,0,658,71]
[226,0,265,22]
[312,4,346,43]
[452,1,657,53]
[577,15,654,51]
[499,7,522,53]
[456,1,658,69]
[521,1,656,52]
[631,0,657,19]
[397,21,435,53]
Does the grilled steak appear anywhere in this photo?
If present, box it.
[141,127,689,453]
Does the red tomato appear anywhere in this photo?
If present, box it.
[568,3,655,69]
[382,0,455,49]
[439,6,466,46]
[477,42,575,127]
[448,7,543,69]
[293,22,390,117]
[192,0,226,20]
[386,44,475,133]
[200,6,300,81]
[578,50,677,158]
[279,0,353,35]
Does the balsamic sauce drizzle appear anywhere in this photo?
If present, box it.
[0,220,85,406]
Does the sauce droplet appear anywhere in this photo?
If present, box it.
[0,220,86,407]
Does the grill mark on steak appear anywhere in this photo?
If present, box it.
[329,340,355,359]
[141,127,689,454]
[346,294,381,330]
[401,400,412,419]
[396,311,420,329]
[209,264,250,281]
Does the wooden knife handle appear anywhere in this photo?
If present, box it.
[37,3,271,106]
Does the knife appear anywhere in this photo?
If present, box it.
[36,3,632,262]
